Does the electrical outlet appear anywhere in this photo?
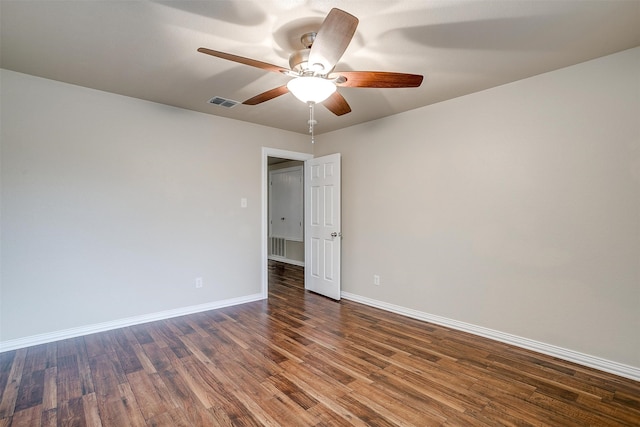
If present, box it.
[373,274,380,286]
[195,277,203,288]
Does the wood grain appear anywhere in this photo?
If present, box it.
[1,260,638,426]
[323,91,352,116]
[336,71,424,88]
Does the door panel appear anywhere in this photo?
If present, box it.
[269,167,303,241]
[305,153,341,300]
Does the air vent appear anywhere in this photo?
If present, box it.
[208,96,239,108]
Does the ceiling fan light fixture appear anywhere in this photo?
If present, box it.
[287,76,336,104]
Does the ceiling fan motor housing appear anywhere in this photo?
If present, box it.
[289,32,330,75]
[289,48,311,73]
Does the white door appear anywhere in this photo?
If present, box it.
[305,153,341,300]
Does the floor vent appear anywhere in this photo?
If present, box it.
[208,96,239,108]
[270,237,286,257]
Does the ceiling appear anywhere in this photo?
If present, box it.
[2,1,639,135]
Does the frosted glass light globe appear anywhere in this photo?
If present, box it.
[287,76,336,104]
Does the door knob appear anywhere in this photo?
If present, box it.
[331,232,342,238]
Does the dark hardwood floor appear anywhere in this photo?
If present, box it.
[1,260,639,426]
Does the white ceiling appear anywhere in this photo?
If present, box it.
[2,0,639,135]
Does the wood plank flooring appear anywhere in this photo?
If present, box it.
[1,260,639,426]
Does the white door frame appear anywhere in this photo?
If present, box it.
[261,147,313,298]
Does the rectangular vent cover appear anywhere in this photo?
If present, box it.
[208,96,239,108]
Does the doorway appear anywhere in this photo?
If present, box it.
[268,160,304,266]
[261,148,313,298]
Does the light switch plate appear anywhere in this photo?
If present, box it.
[241,198,247,208]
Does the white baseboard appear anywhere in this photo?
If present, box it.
[341,291,640,382]
[0,293,264,353]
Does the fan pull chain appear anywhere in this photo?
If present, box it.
[308,102,317,144]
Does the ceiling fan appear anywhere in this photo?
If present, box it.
[197,8,424,119]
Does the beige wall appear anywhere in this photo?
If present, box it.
[0,70,310,341]
[314,48,640,368]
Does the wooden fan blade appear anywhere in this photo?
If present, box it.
[243,85,289,105]
[198,47,289,74]
[335,71,424,88]
[322,91,352,116]
[308,8,358,73]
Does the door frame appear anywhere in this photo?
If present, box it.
[261,147,313,298]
